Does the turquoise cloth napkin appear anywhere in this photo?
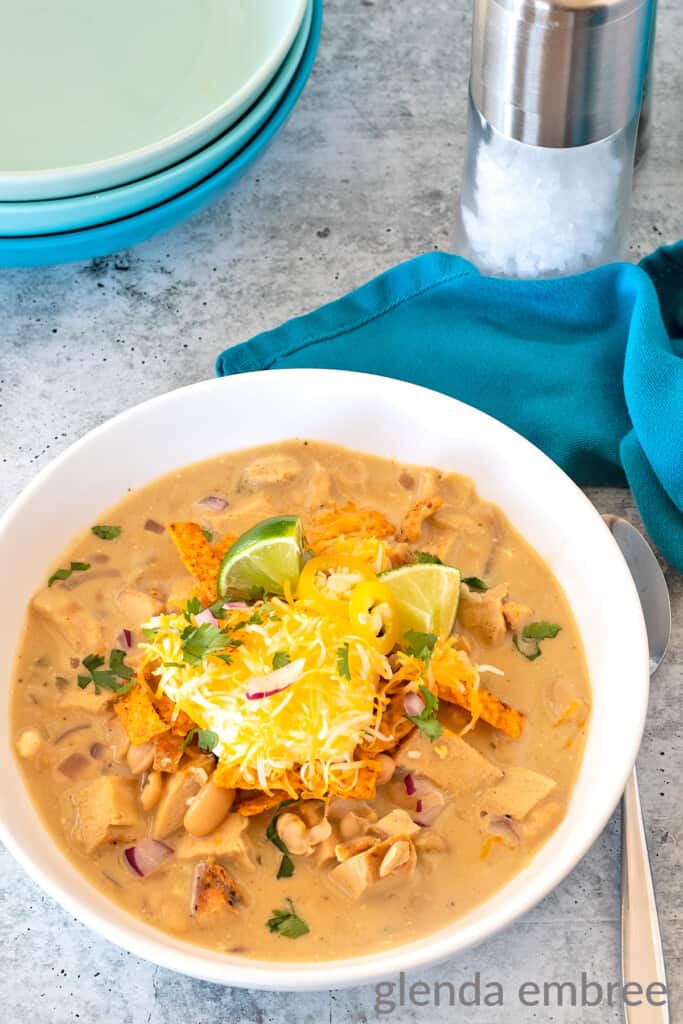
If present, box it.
[216,242,683,572]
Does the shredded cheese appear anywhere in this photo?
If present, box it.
[139,600,392,798]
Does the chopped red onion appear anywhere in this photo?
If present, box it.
[124,839,174,877]
[224,601,250,610]
[194,608,218,628]
[197,495,228,513]
[117,628,133,650]
[245,658,305,701]
[404,773,416,796]
[416,799,423,813]
[144,519,165,534]
[403,692,425,718]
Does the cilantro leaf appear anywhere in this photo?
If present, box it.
[523,621,561,640]
[413,551,443,564]
[207,598,228,620]
[201,527,213,543]
[272,651,291,670]
[266,799,298,879]
[91,525,121,541]
[184,596,203,619]
[403,630,437,666]
[249,610,263,625]
[181,727,219,754]
[266,899,309,938]
[77,649,135,695]
[109,649,133,680]
[512,634,542,661]
[337,643,351,681]
[462,576,488,592]
[48,561,91,587]
[513,621,561,660]
[181,623,228,665]
[406,683,443,742]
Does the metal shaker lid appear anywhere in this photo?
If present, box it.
[470,0,654,147]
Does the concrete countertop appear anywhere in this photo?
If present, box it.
[1,2,681,1021]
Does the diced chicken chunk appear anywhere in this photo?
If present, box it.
[176,813,254,871]
[331,835,417,899]
[373,808,421,838]
[240,454,301,490]
[152,764,208,839]
[114,587,164,625]
[458,583,508,646]
[478,766,557,821]
[70,776,142,853]
[32,589,104,656]
[502,600,533,633]
[395,730,502,798]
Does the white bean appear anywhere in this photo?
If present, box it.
[17,729,41,758]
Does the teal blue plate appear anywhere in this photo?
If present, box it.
[0,0,312,236]
[0,0,321,266]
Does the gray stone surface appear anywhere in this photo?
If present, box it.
[0,1,681,1021]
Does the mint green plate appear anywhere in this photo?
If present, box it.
[0,0,312,235]
[0,0,322,266]
[0,0,307,200]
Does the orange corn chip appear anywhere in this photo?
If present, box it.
[235,790,289,816]
[114,684,168,745]
[191,859,242,917]
[153,693,195,736]
[341,762,381,801]
[152,731,187,772]
[305,502,396,551]
[166,522,236,601]
[364,695,415,755]
[398,497,444,542]
[436,677,524,739]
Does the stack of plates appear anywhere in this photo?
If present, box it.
[0,0,320,267]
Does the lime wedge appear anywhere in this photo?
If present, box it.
[218,515,304,600]
[380,563,461,638]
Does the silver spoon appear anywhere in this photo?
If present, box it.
[604,515,671,1023]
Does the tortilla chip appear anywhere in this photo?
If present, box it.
[166,522,236,601]
[365,694,415,755]
[153,730,186,772]
[398,497,444,542]
[437,677,524,739]
[341,762,380,801]
[114,684,168,746]
[306,503,395,551]
[191,858,241,917]
[235,790,289,816]
[153,693,194,736]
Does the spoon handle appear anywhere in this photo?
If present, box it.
[622,766,669,1023]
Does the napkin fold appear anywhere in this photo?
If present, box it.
[217,242,683,572]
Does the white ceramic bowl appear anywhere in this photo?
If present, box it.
[0,370,649,990]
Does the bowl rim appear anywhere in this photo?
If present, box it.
[0,369,649,990]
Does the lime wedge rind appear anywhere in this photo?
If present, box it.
[380,563,461,638]
[218,515,304,599]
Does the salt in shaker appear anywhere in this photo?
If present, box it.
[455,0,655,278]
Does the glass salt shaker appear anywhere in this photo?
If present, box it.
[455,0,656,279]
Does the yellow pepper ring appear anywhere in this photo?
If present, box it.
[296,554,375,618]
[349,580,399,655]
